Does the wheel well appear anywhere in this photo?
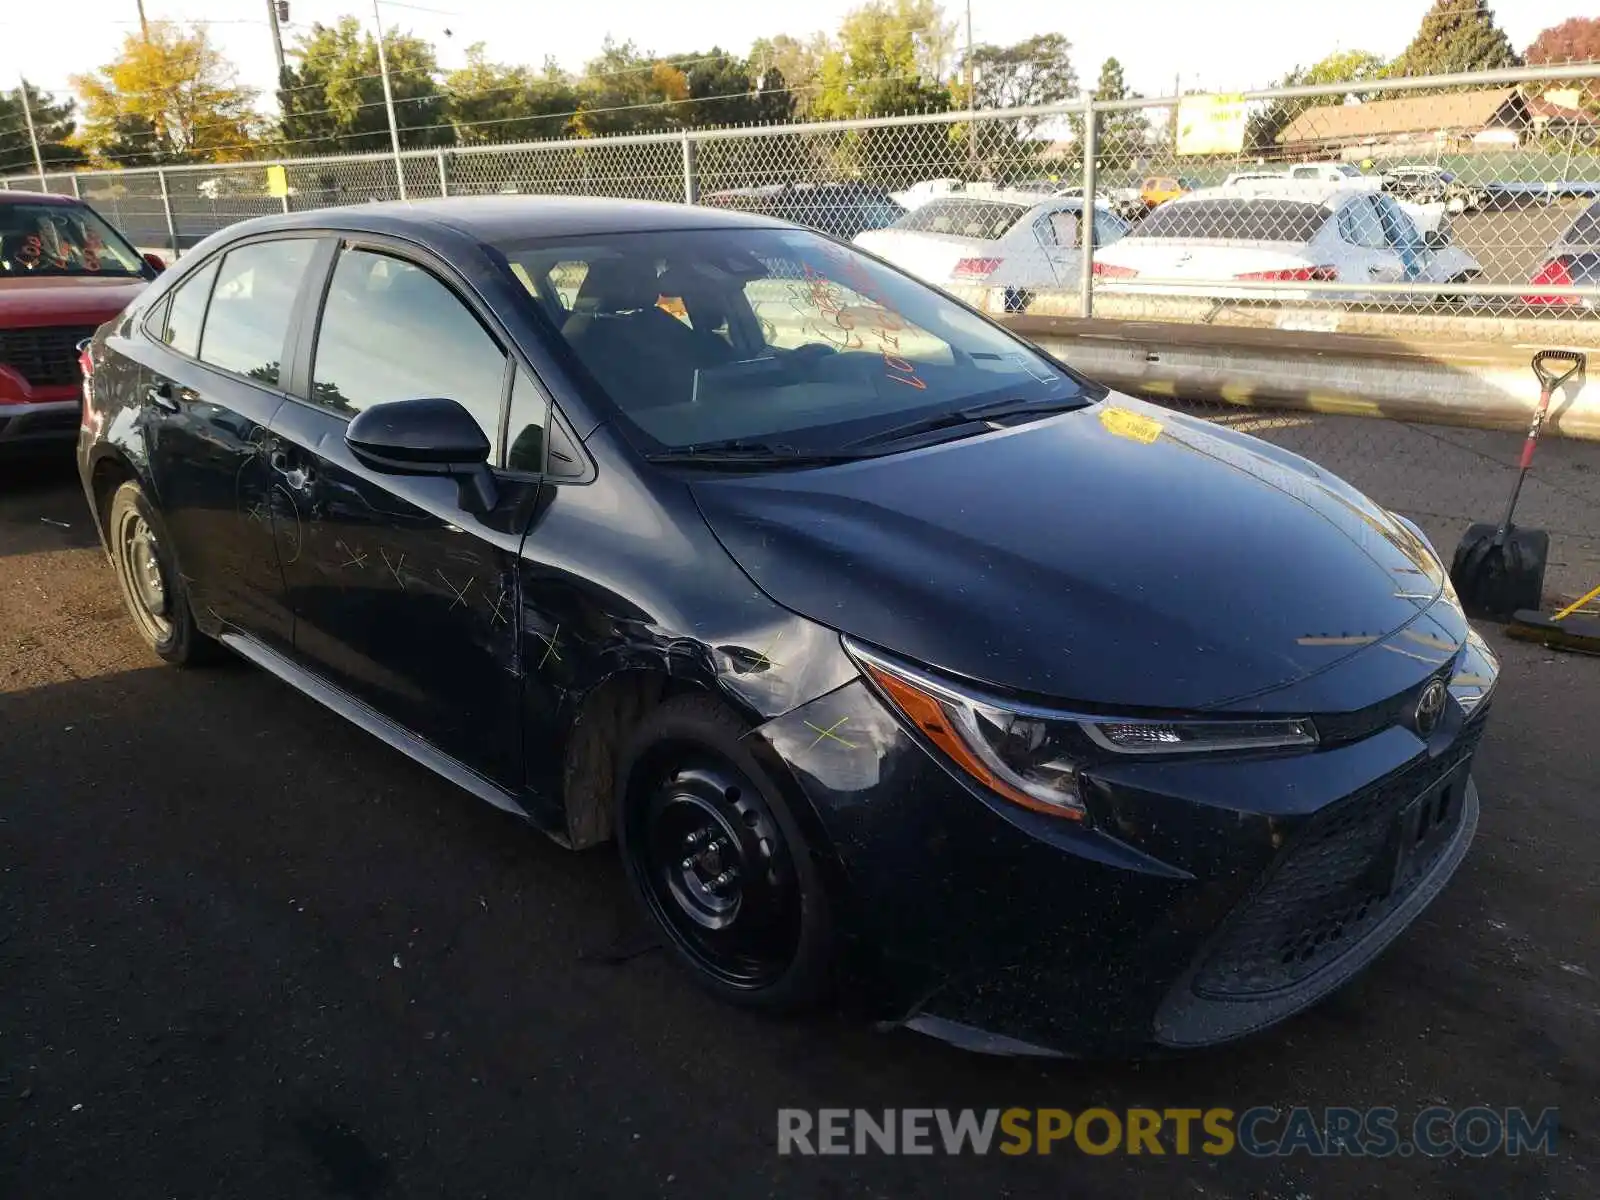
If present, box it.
[90,457,135,543]
[561,671,716,849]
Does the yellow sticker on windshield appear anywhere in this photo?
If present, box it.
[1099,407,1163,444]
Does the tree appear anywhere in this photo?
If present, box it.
[1246,50,1389,154]
[814,0,955,119]
[0,83,84,175]
[445,44,580,143]
[678,50,795,127]
[1088,58,1154,174]
[570,39,683,136]
[71,23,261,165]
[1525,18,1600,107]
[279,18,449,154]
[749,34,827,119]
[964,33,1077,136]
[1391,0,1520,79]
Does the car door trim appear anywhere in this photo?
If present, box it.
[217,628,534,823]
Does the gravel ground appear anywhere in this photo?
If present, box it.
[1,442,1597,1199]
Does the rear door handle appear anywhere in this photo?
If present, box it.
[145,381,180,413]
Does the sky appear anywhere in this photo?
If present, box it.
[0,0,1583,118]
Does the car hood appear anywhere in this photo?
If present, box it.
[690,396,1450,711]
[0,275,148,327]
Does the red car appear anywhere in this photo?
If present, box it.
[1,192,161,454]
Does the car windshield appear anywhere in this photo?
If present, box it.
[0,201,145,278]
[892,199,1030,240]
[1132,199,1328,244]
[1558,199,1600,251]
[498,226,1096,454]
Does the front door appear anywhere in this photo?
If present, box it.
[267,241,534,789]
[139,236,321,651]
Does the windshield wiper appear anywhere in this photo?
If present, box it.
[645,439,870,468]
[844,395,1091,450]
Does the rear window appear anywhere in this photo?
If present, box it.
[1131,199,1329,244]
[894,199,1029,240]
[1558,200,1600,250]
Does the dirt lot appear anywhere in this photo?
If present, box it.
[2,434,1597,1199]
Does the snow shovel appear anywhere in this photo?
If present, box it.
[1450,350,1586,621]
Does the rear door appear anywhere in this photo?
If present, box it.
[265,238,535,788]
[139,236,321,651]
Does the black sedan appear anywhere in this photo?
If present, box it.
[77,197,1498,1056]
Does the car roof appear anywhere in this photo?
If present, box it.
[214,194,791,245]
[1192,179,1366,208]
[0,191,80,207]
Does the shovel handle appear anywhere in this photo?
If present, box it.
[1532,349,1585,394]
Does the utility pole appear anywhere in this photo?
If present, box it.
[136,0,148,38]
[964,0,977,178]
[18,76,47,187]
[372,0,407,200]
[266,0,287,80]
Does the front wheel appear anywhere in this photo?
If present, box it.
[616,694,834,1010]
[106,480,219,666]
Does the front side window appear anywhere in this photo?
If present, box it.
[0,201,145,278]
[1338,198,1387,250]
[311,249,509,457]
[199,239,316,385]
[500,226,1097,455]
[160,258,220,358]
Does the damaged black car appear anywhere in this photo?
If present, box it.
[78,196,1498,1056]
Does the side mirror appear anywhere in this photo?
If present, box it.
[1424,230,1449,250]
[346,397,498,512]
[143,252,167,273]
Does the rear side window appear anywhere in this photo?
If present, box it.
[199,239,316,385]
[895,199,1029,240]
[1133,199,1328,243]
[159,258,219,357]
[1560,200,1600,250]
[1337,198,1387,250]
[311,249,509,458]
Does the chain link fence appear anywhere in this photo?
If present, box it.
[5,63,1597,330]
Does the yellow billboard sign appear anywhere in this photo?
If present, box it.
[1176,94,1249,156]
[266,165,289,198]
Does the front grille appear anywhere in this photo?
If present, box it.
[0,325,97,388]
[1193,722,1485,999]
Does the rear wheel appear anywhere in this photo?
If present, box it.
[616,694,833,1010]
[106,480,219,666]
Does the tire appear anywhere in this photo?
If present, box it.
[105,480,220,667]
[615,693,834,1010]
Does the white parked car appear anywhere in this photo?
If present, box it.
[854,193,1131,309]
[1090,181,1480,301]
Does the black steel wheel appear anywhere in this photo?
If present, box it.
[105,480,219,666]
[617,694,833,1009]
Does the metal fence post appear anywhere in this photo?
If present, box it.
[680,132,698,206]
[156,168,179,257]
[436,149,449,198]
[1078,94,1098,321]
[69,175,80,198]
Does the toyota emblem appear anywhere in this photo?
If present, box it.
[1414,679,1447,735]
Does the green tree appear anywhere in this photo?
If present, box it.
[1246,50,1389,154]
[570,39,684,136]
[814,0,954,120]
[72,22,262,165]
[963,33,1077,135]
[1391,0,1520,78]
[279,18,449,154]
[678,50,795,127]
[0,83,84,175]
[749,34,827,119]
[1087,58,1154,174]
[445,44,579,143]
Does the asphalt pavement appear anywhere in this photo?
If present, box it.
[2,445,1597,1199]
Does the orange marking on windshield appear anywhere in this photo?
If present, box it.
[802,255,927,391]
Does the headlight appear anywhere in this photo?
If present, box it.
[847,641,1317,821]
[1448,628,1499,715]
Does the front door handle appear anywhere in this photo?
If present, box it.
[145,381,180,413]
[269,449,314,492]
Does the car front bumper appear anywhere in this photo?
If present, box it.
[754,665,1491,1058]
